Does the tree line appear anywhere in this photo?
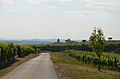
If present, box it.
[32,43,120,53]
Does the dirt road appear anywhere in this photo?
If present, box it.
[0,53,59,79]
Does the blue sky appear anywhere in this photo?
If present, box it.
[0,0,120,40]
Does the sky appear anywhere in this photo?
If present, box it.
[0,0,120,40]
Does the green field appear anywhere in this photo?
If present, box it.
[51,53,120,79]
[64,50,120,72]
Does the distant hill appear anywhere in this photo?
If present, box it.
[0,39,65,44]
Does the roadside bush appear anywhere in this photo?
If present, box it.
[0,42,35,69]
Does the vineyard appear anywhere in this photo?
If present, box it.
[0,42,35,69]
[64,50,120,72]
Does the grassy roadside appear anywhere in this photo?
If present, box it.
[0,53,39,77]
[51,53,120,79]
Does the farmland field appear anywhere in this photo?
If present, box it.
[64,50,120,72]
[51,53,120,79]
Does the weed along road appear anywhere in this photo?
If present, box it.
[0,53,59,79]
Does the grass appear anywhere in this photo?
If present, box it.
[0,53,39,77]
[51,53,120,79]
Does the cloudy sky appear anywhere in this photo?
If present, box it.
[0,0,120,40]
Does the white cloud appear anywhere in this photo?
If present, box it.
[48,5,57,9]
[57,0,72,2]
[26,0,49,4]
[26,0,72,4]
[55,0,73,5]
[8,9,22,13]
[65,11,85,17]
[81,0,120,10]
[0,0,14,4]
[65,10,110,18]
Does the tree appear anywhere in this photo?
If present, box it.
[57,38,60,43]
[89,27,105,71]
